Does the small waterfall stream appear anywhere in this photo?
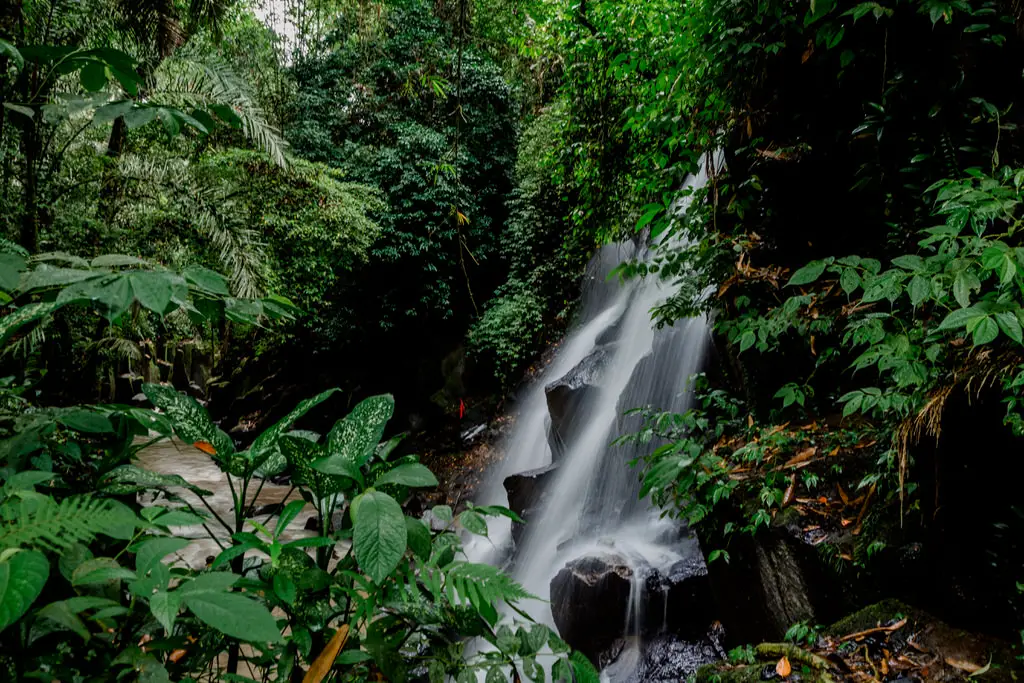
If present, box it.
[471,162,722,680]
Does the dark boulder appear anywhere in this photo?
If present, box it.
[649,547,717,637]
[503,463,558,545]
[549,534,720,663]
[544,345,615,460]
[550,552,635,659]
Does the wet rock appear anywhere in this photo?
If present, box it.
[544,345,615,460]
[651,552,716,638]
[550,552,634,659]
[623,634,722,683]
[503,463,558,544]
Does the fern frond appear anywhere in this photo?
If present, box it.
[0,496,127,552]
[153,57,289,167]
[442,562,536,623]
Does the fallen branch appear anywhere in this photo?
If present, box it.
[840,616,908,642]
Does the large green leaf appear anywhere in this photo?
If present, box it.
[0,550,49,632]
[183,265,229,296]
[374,463,438,489]
[281,434,350,497]
[56,408,113,434]
[317,395,394,476]
[130,272,174,315]
[250,388,339,477]
[18,266,98,292]
[100,464,213,496]
[0,301,64,345]
[142,384,234,461]
[0,39,24,70]
[0,253,26,291]
[182,588,281,643]
[352,489,407,584]
[787,260,827,286]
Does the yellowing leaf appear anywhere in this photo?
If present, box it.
[776,656,791,678]
[303,625,350,683]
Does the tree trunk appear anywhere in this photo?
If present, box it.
[98,115,128,224]
[20,119,40,252]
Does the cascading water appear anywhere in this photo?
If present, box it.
[470,159,723,680]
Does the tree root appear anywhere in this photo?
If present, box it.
[754,643,836,683]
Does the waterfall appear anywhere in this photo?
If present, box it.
[470,158,720,680]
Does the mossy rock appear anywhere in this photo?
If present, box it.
[823,597,920,636]
[694,662,763,683]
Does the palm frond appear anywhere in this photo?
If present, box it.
[117,154,268,297]
[153,57,289,167]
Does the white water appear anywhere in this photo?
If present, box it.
[470,159,719,679]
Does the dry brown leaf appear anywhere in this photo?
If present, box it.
[784,446,817,468]
[776,656,792,678]
[782,474,797,507]
[169,649,187,663]
[837,484,850,505]
[303,625,351,683]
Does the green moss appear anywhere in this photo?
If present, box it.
[695,662,764,683]
[823,598,919,636]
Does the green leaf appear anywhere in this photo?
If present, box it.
[972,316,999,345]
[375,463,438,489]
[273,574,297,605]
[57,408,113,433]
[178,572,240,596]
[953,270,980,308]
[0,253,26,291]
[891,255,924,271]
[101,464,213,497]
[938,306,986,331]
[0,550,49,633]
[136,537,190,579]
[3,103,33,118]
[274,500,308,539]
[37,600,90,640]
[996,310,1023,344]
[432,505,453,523]
[0,39,25,70]
[80,61,108,92]
[459,510,488,536]
[570,652,601,683]
[0,301,64,345]
[130,272,173,314]
[352,490,407,584]
[149,590,180,635]
[183,265,229,296]
[738,329,756,353]
[908,275,931,306]
[839,268,861,295]
[183,589,282,643]
[250,388,339,477]
[142,384,234,461]
[787,260,827,286]
[326,395,395,470]
[72,558,137,586]
[405,516,432,561]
